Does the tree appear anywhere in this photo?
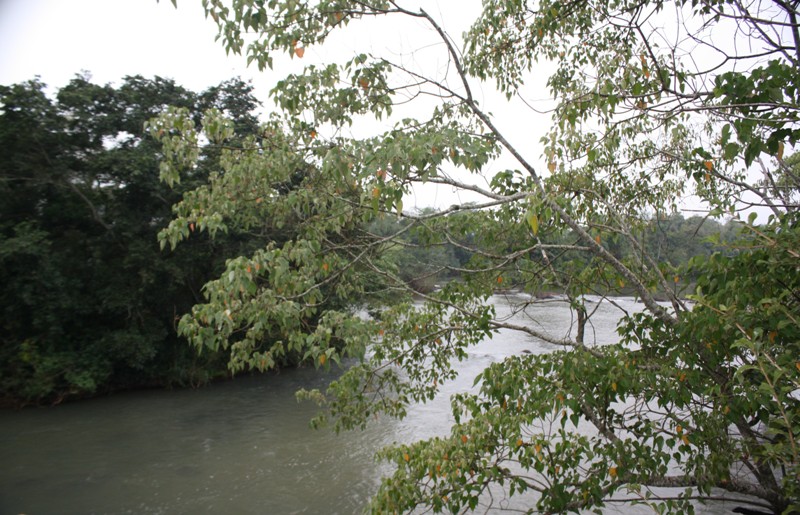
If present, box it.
[153,0,799,512]
[0,75,265,405]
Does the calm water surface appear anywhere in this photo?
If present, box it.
[0,296,745,514]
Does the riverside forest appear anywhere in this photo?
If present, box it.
[0,74,742,404]
[2,0,799,513]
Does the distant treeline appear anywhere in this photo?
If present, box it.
[367,207,741,295]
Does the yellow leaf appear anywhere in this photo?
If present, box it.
[704,160,713,171]
[611,382,617,392]
[547,160,556,173]
[461,434,469,444]
[682,434,690,445]
[319,354,327,366]
[778,141,785,160]
[403,452,410,462]
[609,466,618,478]
[526,211,539,235]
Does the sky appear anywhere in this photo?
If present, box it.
[0,0,261,92]
[0,1,488,103]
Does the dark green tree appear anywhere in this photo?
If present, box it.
[0,75,262,406]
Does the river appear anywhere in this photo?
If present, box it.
[0,295,750,514]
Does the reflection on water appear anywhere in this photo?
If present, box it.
[0,296,741,513]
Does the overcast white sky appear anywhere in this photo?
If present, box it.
[0,0,266,91]
[0,1,489,100]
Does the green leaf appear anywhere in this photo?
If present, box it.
[723,142,740,160]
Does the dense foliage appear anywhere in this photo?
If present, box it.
[152,0,799,512]
[0,75,265,406]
